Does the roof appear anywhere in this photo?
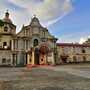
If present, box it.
[57,43,90,47]
[2,11,13,24]
[3,18,12,24]
[0,19,16,28]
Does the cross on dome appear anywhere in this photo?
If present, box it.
[3,10,12,23]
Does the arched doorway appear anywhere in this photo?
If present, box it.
[34,48,40,64]
[39,45,49,64]
[60,55,68,63]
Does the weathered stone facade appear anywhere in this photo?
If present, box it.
[0,11,57,66]
[0,11,90,66]
[57,43,90,64]
[0,11,16,66]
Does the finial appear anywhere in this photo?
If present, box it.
[22,24,24,27]
[6,9,9,14]
[6,9,9,12]
[5,9,9,18]
[33,14,36,17]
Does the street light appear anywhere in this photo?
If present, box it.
[53,38,58,65]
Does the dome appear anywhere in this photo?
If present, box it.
[3,10,13,23]
[3,18,12,23]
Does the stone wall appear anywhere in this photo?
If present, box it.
[0,51,12,65]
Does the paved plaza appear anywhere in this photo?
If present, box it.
[0,63,90,90]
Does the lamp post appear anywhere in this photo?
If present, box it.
[53,38,57,65]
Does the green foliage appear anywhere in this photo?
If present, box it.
[0,20,4,27]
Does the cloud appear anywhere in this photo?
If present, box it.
[0,0,73,32]
[0,0,31,32]
[8,0,73,26]
[57,36,87,44]
[79,37,87,44]
[79,36,90,44]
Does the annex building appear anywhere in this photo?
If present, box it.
[0,11,90,66]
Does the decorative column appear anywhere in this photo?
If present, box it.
[51,51,55,65]
[27,53,30,65]
[53,39,57,65]
[32,48,35,65]
[25,40,26,50]
[11,40,13,50]
[11,54,13,66]
[44,54,47,64]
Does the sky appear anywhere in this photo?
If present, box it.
[0,0,90,43]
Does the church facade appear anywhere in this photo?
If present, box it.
[0,11,90,66]
[0,11,57,66]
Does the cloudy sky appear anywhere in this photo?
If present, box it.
[0,0,90,43]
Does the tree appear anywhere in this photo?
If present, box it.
[0,20,4,27]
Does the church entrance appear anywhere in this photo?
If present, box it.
[34,48,40,64]
[39,45,49,65]
[60,55,68,63]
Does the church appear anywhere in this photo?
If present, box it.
[0,11,57,66]
[0,11,90,66]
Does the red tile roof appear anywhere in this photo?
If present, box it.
[57,43,90,47]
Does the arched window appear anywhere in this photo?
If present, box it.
[4,26,8,32]
[33,39,38,47]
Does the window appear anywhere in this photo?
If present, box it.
[3,42,7,49]
[2,58,6,63]
[25,29,28,36]
[83,56,86,61]
[3,42,7,46]
[33,39,38,47]
[73,56,77,62]
[4,26,8,32]
[42,31,45,37]
[82,49,86,53]
[3,42,7,47]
